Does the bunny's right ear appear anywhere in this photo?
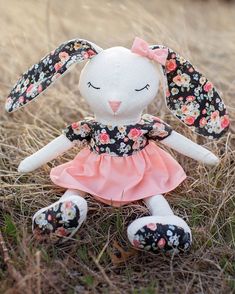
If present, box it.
[5,39,102,112]
[150,45,230,139]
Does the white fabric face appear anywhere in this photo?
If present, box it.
[79,46,161,125]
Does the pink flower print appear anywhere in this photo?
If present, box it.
[55,227,69,237]
[133,140,141,150]
[82,49,96,59]
[47,214,52,221]
[26,84,34,94]
[54,62,62,72]
[211,110,219,121]
[199,117,207,127]
[82,52,89,59]
[188,67,194,73]
[81,123,91,133]
[87,49,96,58]
[124,137,129,143]
[202,109,207,115]
[128,128,142,141]
[64,201,73,209]
[186,95,195,102]
[166,89,170,97]
[154,122,164,129]
[150,122,168,138]
[220,115,230,129]
[181,105,189,114]
[184,116,195,125]
[99,132,110,144]
[38,85,43,93]
[173,75,183,86]
[157,238,166,248]
[146,223,157,231]
[59,51,69,62]
[18,96,24,103]
[71,122,80,129]
[165,59,177,72]
[203,81,213,92]
[133,239,140,247]
[181,74,191,86]
[173,73,191,87]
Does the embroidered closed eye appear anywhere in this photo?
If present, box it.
[135,84,150,92]
[87,82,100,90]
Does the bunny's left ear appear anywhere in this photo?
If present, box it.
[6,38,102,112]
[150,45,229,139]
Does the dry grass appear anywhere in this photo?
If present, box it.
[0,0,235,293]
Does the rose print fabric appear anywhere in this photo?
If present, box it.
[50,114,186,206]
[33,200,80,238]
[132,222,191,254]
[63,114,172,157]
[6,39,99,112]
[150,45,229,139]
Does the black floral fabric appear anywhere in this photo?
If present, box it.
[150,45,229,139]
[6,38,229,140]
[132,222,191,254]
[6,39,99,112]
[63,114,172,157]
[33,200,80,237]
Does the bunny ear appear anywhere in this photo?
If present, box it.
[6,39,102,112]
[150,45,229,139]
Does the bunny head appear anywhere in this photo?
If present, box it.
[78,46,161,125]
[6,37,229,139]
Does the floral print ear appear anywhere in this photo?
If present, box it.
[6,39,102,112]
[150,45,229,139]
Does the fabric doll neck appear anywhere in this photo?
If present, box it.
[94,113,142,127]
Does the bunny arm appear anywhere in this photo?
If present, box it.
[18,134,74,173]
[161,130,219,165]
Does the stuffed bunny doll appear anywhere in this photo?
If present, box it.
[5,37,229,254]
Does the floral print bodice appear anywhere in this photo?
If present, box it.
[63,114,172,157]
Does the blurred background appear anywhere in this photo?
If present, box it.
[1,0,235,124]
[0,1,235,293]
[1,0,235,116]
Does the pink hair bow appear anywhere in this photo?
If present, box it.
[131,37,168,65]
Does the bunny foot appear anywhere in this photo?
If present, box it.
[32,195,87,241]
[127,215,192,254]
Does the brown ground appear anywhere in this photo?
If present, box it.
[0,0,235,293]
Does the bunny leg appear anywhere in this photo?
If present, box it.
[127,195,192,254]
[32,189,88,241]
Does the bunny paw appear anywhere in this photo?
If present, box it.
[127,216,192,254]
[32,196,87,242]
[132,223,191,254]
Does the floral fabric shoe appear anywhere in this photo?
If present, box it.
[132,223,191,254]
[32,196,87,241]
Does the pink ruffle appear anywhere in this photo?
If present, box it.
[50,141,186,206]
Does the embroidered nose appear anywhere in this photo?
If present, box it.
[108,100,122,113]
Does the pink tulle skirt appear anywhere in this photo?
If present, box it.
[50,141,186,207]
